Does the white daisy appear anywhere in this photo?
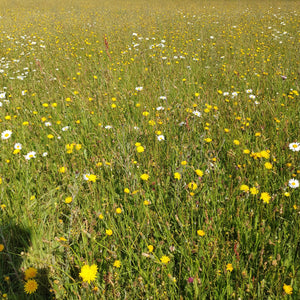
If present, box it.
[83,173,90,181]
[157,135,165,141]
[24,151,36,160]
[45,122,52,127]
[14,143,22,150]
[42,152,48,157]
[62,126,69,131]
[289,142,300,152]
[135,87,143,91]
[193,110,201,117]
[288,179,299,189]
[1,130,12,140]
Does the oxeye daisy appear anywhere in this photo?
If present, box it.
[157,135,165,141]
[288,179,299,188]
[289,142,300,152]
[1,130,12,140]
[24,151,36,160]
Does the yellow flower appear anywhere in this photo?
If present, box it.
[106,229,113,236]
[13,149,20,154]
[181,161,187,166]
[136,146,144,153]
[240,185,249,192]
[174,172,181,180]
[87,174,97,182]
[197,230,205,237]
[79,264,98,284]
[160,255,170,264]
[243,149,250,154]
[204,138,212,143]
[98,214,104,220]
[250,187,259,195]
[142,111,149,116]
[233,140,240,145]
[260,150,270,159]
[188,182,197,190]
[283,284,293,295]
[24,279,38,294]
[140,174,149,181]
[124,188,130,194]
[113,260,121,268]
[264,162,272,169]
[226,264,233,272]
[115,208,122,214]
[75,144,82,150]
[144,200,150,205]
[24,267,37,280]
[147,245,154,253]
[59,167,66,173]
[65,197,72,204]
[0,244,4,251]
[47,134,54,139]
[260,192,271,204]
[195,169,203,177]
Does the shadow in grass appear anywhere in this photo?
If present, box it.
[0,216,54,299]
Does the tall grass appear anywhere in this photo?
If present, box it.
[0,0,299,298]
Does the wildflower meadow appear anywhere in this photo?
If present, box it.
[0,0,299,298]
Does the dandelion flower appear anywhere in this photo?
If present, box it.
[1,130,12,140]
[188,182,197,190]
[264,162,272,169]
[288,179,299,189]
[260,192,271,204]
[160,255,170,264]
[174,172,181,180]
[24,279,38,294]
[0,244,4,251]
[106,229,113,236]
[113,260,121,268]
[195,169,203,177]
[140,174,149,181]
[283,284,293,295]
[24,267,37,280]
[226,264,233,272]
[148,245,154,252]
[197,230,205,237]
[240,185,249,192]
[65,197,72,204]
[136,146,144,153]
[79,264,98,284]
[250,187,259,195]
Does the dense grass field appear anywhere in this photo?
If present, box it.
[0,0,299,298]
